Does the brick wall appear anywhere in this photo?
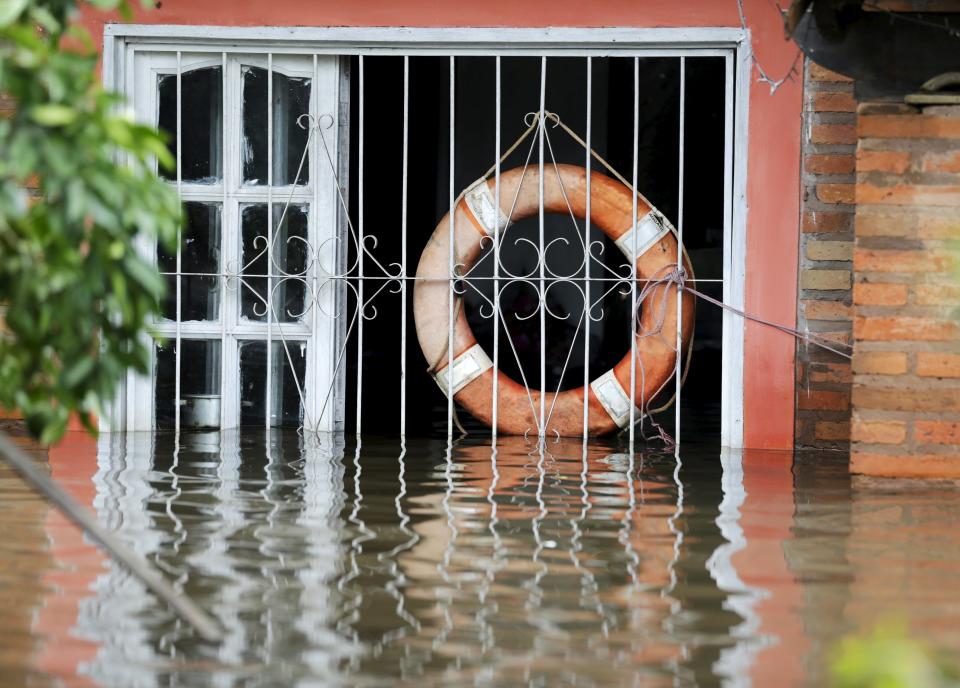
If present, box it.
[795,60,857,449]
[851,103,960,477]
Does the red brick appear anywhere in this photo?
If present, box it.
[818,183,856,204]
[915,284,960,306]
[854,316,958,341]
[916,352,960,378]
[806,153,855,175]
[854,248,951,273]
[921,150,960,174]
[801,269,851,291]
[817,332,850,347]
[798,389,850,411]
[817,331,852,347]
[852,419,906,444]
[807,240,854,261]
[856,213,912,237]
[801,299,851,321]
[810,363,852,384]
[857,183,960,207]
[916,215,960,240]
[915,421,960,445]
[803,210,852,233]
[852,387,960,413]
[811,123,857,146]
[810,91,856,113]
[852,452,960,479]
[853,282,908,305]
[857,150,910,174]
[853,351,907,375]
[859,114,960,140]
[808,63,853,83]
[855,212,960,239]
[816,420,851,441]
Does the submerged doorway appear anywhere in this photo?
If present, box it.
[104,27,746,446]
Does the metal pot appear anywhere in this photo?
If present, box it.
[181,394,221,429]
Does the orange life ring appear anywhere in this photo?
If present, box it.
[413,164,695,436]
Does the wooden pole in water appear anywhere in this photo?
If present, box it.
[0,431,223,643]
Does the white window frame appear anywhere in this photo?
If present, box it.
[101,25,750,448]
[110,47,345,432]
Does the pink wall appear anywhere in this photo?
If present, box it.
[81,0,802,449]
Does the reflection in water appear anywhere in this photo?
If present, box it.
[2,432,960,685]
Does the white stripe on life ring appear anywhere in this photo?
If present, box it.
[590,369,641,429]
[463,179,510,236]
[615,211,671,262]
[434,343,494,397]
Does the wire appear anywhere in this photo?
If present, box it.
[736,0,804,94]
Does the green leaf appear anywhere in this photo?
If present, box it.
[0,0,29,28]
[30,103,76,126]
[61,356,95,389]
[123,254,166,297]
[27,6,59,32]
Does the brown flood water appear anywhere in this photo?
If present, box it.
[1,430,959,686]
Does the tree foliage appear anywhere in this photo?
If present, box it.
[0,0,180,443]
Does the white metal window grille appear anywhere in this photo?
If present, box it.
[121,51,345,432]
[105,28,748,447]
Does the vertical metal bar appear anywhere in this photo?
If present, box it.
[446,56,455,437]
[628,57,639,449]
[675,57,686,445]
[720,52,735,448]
[174,51,182,433]
[310,52,320,431]
[582,57,592,440]
[266,53,274,430]
[356,55,365,434]
[492,56,501,440]
[220,51,228,429]
[400,56,409,436]
[537,56,546,437]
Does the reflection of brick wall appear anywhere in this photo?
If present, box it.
[795,61,857,448]
[851,103,960,477]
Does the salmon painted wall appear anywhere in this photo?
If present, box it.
[80,0,803,449]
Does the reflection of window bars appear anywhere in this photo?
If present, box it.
[113,30,744,447]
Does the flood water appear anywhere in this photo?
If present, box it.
[2,430,960,686]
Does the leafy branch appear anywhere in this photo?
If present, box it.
[0,0,181,442]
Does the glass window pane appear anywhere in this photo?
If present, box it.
[157,66,223,183]
[181,202,222,274]
[157,202,222,322]
[154,341,176,429]
[181,275,220,322]
[241,66,311,186]
[155,339,222,430]
[182,202,221,322]
[239,340,306,427]
[240,203,308,323]
[160,274,177,322]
